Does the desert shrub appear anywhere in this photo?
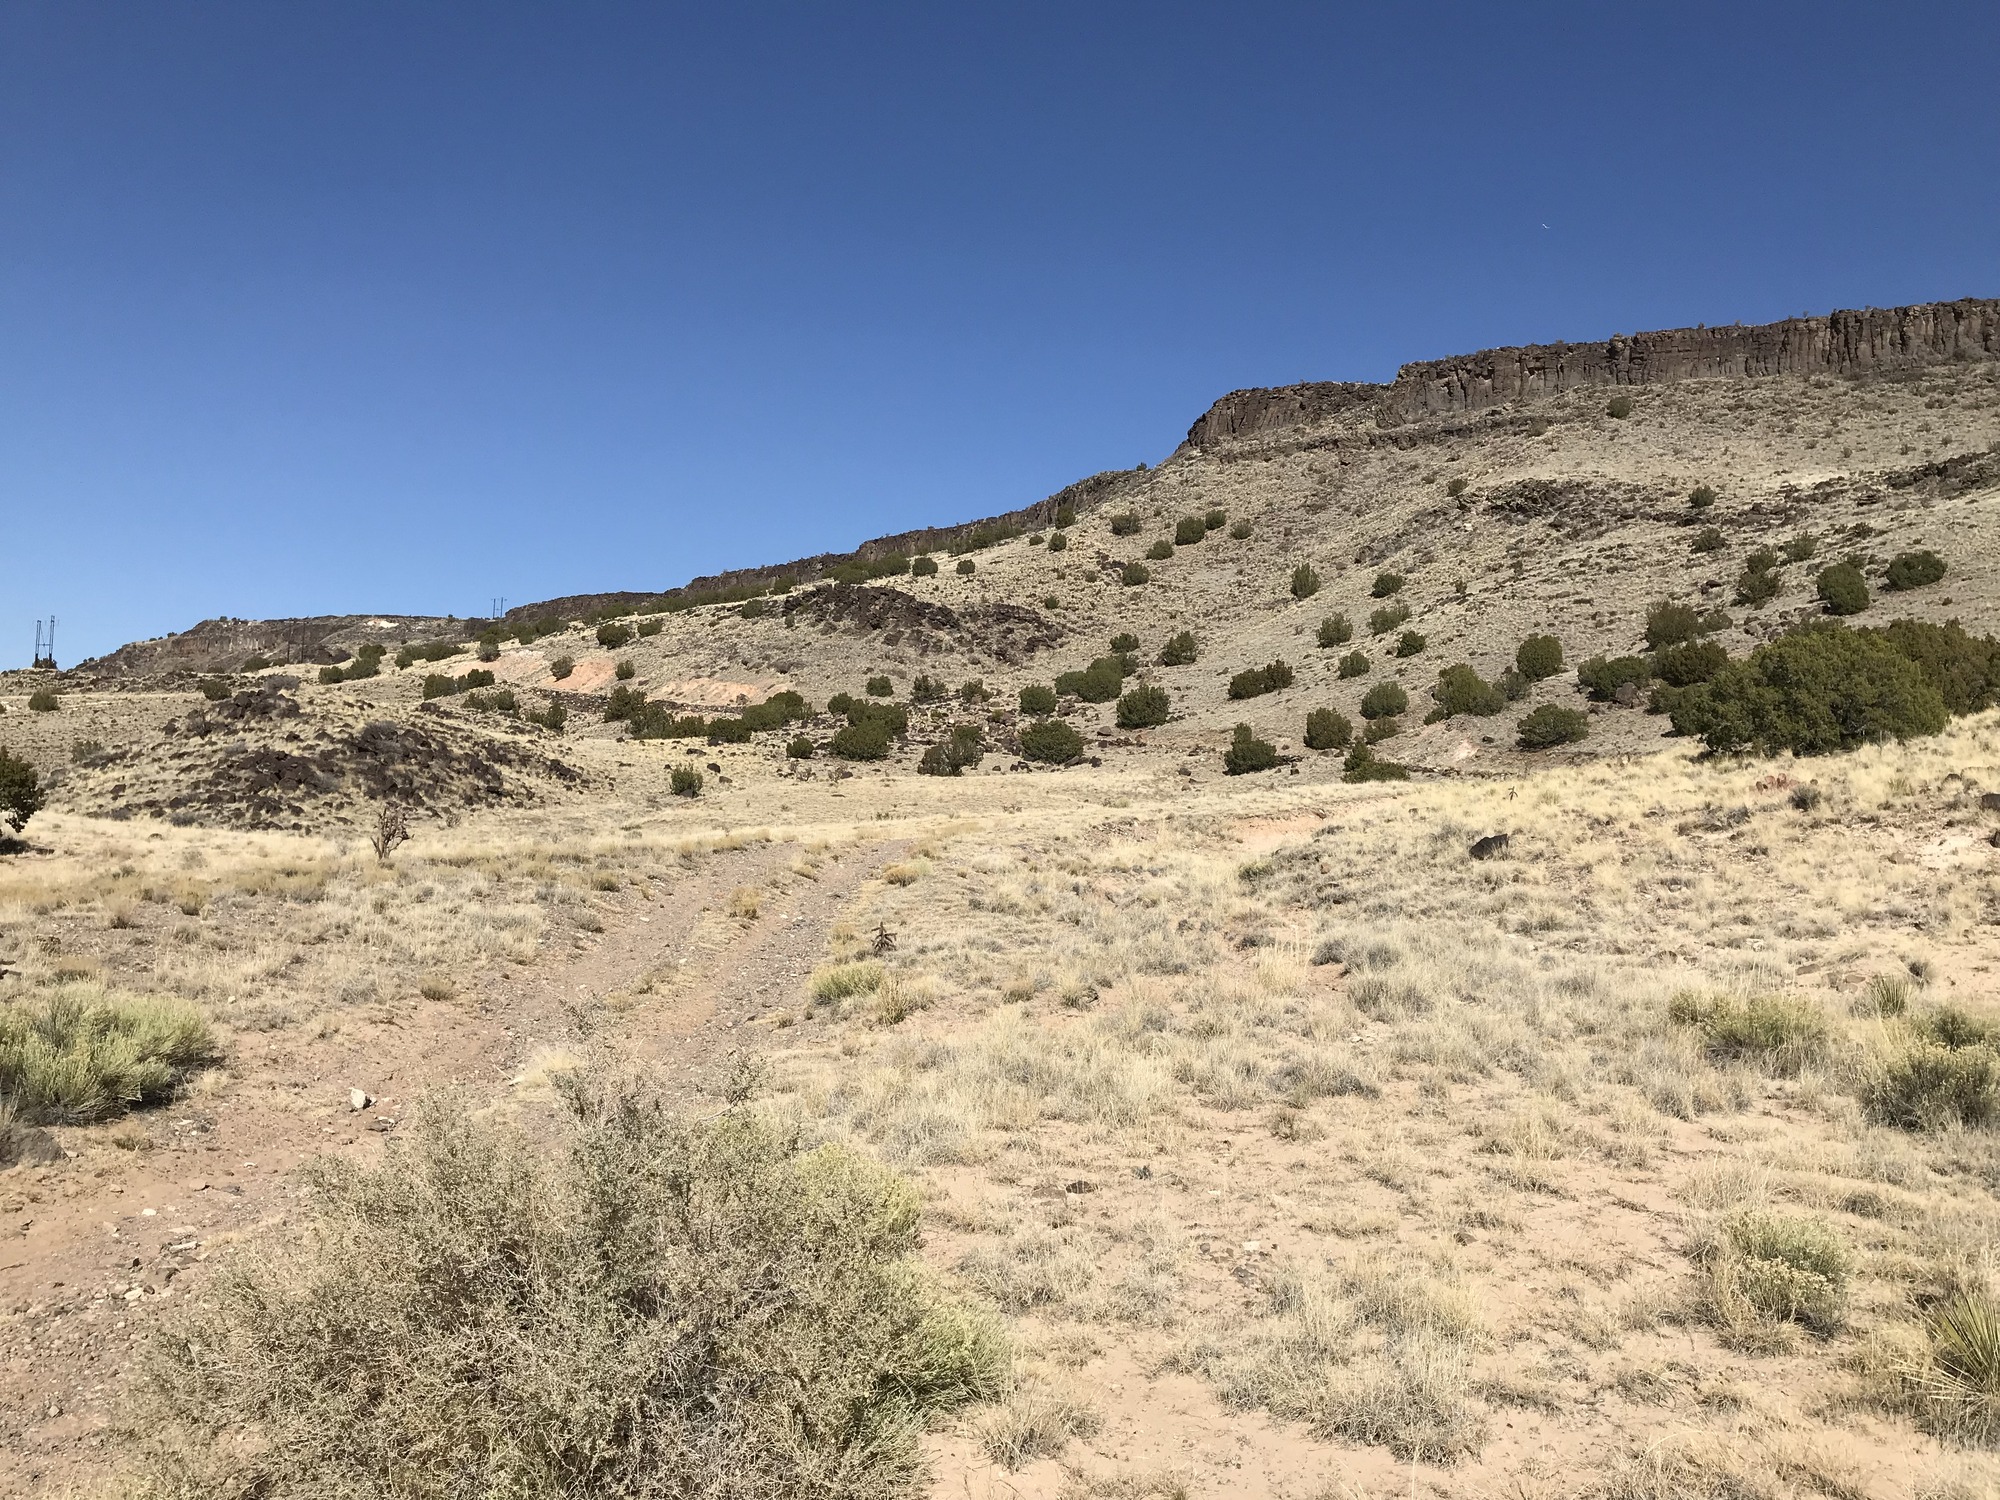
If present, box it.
[630,708,705,740]
[614,658,636,681]
[1116,683,1171,729]
[918,724,986,776]
[1159,630,1199,666]
[1516,704,1588,749]
[1714,1211,1849,1332]
[910,674,945,703]
[785,735,815,760]
[197,677,234,701]
[1446,477,1467,498]
[1228,660,1294,700]
[1513,634,1563,680]
[549,655,575,681]
[1146,539,1173,561]
[1606,393,1633,419]
[1645,600,1705,650]
[957,679,990,704]
[831,718,896,762]
[1317,614,1353,648]
[478,638,502,662]
[1204,508,1225,530]
[1668,622,1948,756]
[1056,657,1127,703]
[396,641,462,669]
[1368,603,1410,636]
[1359,681,1407,719]
[420,673,461,700]
[0,984,216,1124]
[1019,718,1083,764]
[1904,1291,2000,1443]
[1864,619,2000,714]
[317,666,345,685]
[827,692,856,715]
[910,555,939,577]
[604,684,647,723]
[669,765,704,797]
[955,559,975,576]
[1342,742,1408,781]
[525,700,567,733]
[595,622,632,649]
[1223,724,1277,775]
[1362,715,1400,744]
[1885,549,1947,591]
[0,749,42,835]
[1690,484,1717,510]
[1303,707,1351,751]
[1816,561,1870,616]
[706,717,753,745]
[240,655,274,671]
[1174,516,1206,545]
[459,669,494,691]
[1780,533,1819,564]
[464,689,517,714]
[1692,526,1726,553]
[1289,563,1321,600]
[136,1087,1003,1498]
[1370,571,1404,598]
[1653,638,1729,687]
[1337,651,1370,679]
[27,687,58,712]
[1431,664,1503,717]
[1735,563,1781,606]
[1099,634,1133,657]
[637,617,663,637]
[1668,992,1828,1075]
[1393,630,1426,658]
[1577,654,1652,702]
[1044,533,1067,554]
[1018,684,1057,715]
[1109,510,1141,536]
[865,675,893,697]
[1228,520,1251,540]
[1119,562,1149,586]
[1498,667,1530,701]
[1864,1018,1999,1130]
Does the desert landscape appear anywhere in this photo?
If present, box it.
[4,300,2000,1498]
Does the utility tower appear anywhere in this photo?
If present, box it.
[31,616,56,670]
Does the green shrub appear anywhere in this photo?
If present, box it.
[0,983,216,1123]
[27,687,58,712]
[957,679,990,704]
[1044,533,1067,554]
[1690,484,1717,510]
[1337,651,1370,679]
[831,718,892,761]
[133,1084,1005,1497]
[1304,707,1351,751]
[396,640,462,669]
[667,765,703,797]
[1718,1210,1849,1332]
[420,673,460,700]
[595,622,632,649]
[1446,477,1467,498]
[549,655,575,681]
[1863,619,2000,714]
[239,655,274,672]
[1645,600,1705,650]
[1368,603,1410,636]
[1019,717,1083,764]
[1359,681,1407,719]
[1606,394,1633,419]
[847,700,909,737]
[1099,634,1134,656]
[1499,667,1531,701]
[1516,704,1588,749]
[459,669,494,691]
[464,689,517,714]
[1228,520,1251,540]
[1431,664,1504,717]
[1018,684,1057,715]
[0,747,45,834]
[1146,539,1173,561]
[1653,638,1729,687]
[785,735,815,760]
[864,675,893,698]
[1668,622,1947,756]
[1109,510,1141,536]
[1289,563,1321,600]
[526,700,567,733]
[1228,660,1294,700]
[1362,715,1401,744]
[1223,724,1277,775]
[907,674,943,704]
[1116,683,1171,729]
[1393,630,1426,658]
[1509,634,1560,681]
[1120,562,1149,586]
[1342,742,1408,782]
[1668,992,1829,1074]
[1205,508,1226,531]
[1911,1291,2000,1441]
[637,617,663,637]
[1174,516,1206,545]
[956,559,975,576]
[630,707,706,740]
[1816,562,1870,616]
[1056,657,1127,703]
[1735,564,1781,607]
[1317,614,1353,648]
[1577,654,1652,702]
[911,555,939,576]
[604,684,647,723]
[1885,549,1947,591]
[1370,572,1404,598]
[1692,526,1726,553]
[706,718,752,745]
[197,677,235,701]
[317,666,345,685]
[1780,533,1819,564]
[918,724,986,776]
[1866,1038,1998,1130]
[612,658,636,682]
[1158,630,1199,666]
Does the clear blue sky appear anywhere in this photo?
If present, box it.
[5,2,1996,666]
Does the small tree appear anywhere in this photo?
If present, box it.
[549,655,575,681]
[1116,683,1171,729]
[1120,562,1150,586]
[597,622,633,649]
[670,765,704,797]
[1290,564,1321,600]
[1692,526,1726,553]
[865,675,894,697]
[1690,484,1717,510]
[955,559,975,576]
[1371,572,1404,598]
[1223,724,1277,775]
[1337,651,1371,679]
[1577,655,1652,702]
[615,659,636,681]
[1045,534,1067,554]
[1146,539,1173,561]
[369,804,411,864]
[1517,704,1589,749]
[1606,394,1633,419]
[1019,718,1084,764]
[1158,631,1198,666]
[1317,615,1353,648]
[1884,549,1946,591]
[1360,682,1407,719]
[27,686,59,712]
[1205,508,1226,531]
[1174,516,1206,545]
[1304,707,1352,751]
[912,555,940,575]
[1368,603,1410,636]
[1109,632,1139,653]
[1432,665,1504,717]
[1342,742,1408,782]
[0,748,43,836]
[785,735,815,759]
[1645,601,1703,651]
[1393,631,1427,658]
[1816,562,1870,616]
[1515,634,1563,681]
[1019,684,1057,715]
[1109,510,1141,536]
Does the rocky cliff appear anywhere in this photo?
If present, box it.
[1182,297,2000,450]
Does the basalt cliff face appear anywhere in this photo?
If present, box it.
[1182,297,2000,450]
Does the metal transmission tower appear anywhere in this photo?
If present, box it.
[31,616,57,670]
